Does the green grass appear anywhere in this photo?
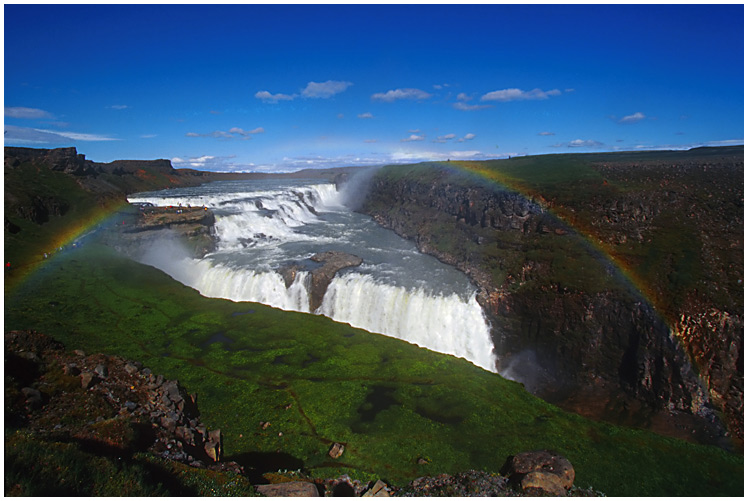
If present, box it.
[4,243,743,496]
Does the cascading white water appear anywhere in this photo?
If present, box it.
[129,178,498,373]
[318,273,497,372]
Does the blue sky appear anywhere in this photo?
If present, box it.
[4,4,744,172]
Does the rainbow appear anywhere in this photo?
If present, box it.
[5,200,130,292]
[439,160,669,322]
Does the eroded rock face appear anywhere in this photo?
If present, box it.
[279,251,363,312]
[358,158,740,446]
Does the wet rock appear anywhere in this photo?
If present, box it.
[255,481,320,497]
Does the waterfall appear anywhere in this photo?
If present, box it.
[129,180,498,373]
[318,273,496,372]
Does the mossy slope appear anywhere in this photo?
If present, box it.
[5,244,742,496]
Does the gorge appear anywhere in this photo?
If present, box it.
[4,146,743,496]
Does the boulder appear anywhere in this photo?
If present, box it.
[328,442,345,459]
[504,450,575,495]
[80,372,99,389]
[363,479,390,497]
[255,481,320,497]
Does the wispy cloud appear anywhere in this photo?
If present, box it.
[538,131,556,136]
[256,80,352,103]
[433,132,477,144]
[372,88,433,102]
[4,124,117,143]
[401,133,426,142]
[186,127,264,140]
[481,88,561,102]
[301,80,352,98]
[552,139,604,148]
[453,102,493,111]
[357,112,374,119]
[5,107,54,119]
[434,133,457,143]
[107,104,129,110]
[255,90,297,103]
[618,112,646,124]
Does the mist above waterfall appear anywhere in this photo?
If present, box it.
[128,177,497,372]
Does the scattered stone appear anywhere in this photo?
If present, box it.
[123,362,139,375]
[94,364,108,378]
[63,363,80,376]
[21,387,43,409]
[417,457,429,465]
[260,421,271,429]
[124,401,138,412]
[328,442,345,459]
[80,372,99,389]
[73,349,86,357]
[255,481,320,497]
[363,479,390,497]
[204,429,222,462]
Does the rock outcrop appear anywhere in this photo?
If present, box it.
[279,251,363,311]
[5,330,236,471]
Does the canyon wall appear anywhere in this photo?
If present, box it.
[359,152,742,447]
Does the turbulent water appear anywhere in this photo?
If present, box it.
[128,178,497,372]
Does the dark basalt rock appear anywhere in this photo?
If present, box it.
[279,251,363,312]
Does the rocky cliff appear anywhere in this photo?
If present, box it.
[359,149,742,448]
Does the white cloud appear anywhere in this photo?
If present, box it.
[401,134,426,142]
[140,134,157,139]
[5,107,54,119]
[436,133,457,142]
[619,112,646,124]
[108,104,129,110]
[481,88,561,102]
[358,112,374,119]
[553,139,604,148]
[364,139,377,143]
[538,131,556,136]
[171,154,255,172]
[301,80,353,98]
[456,93,472,101]
[453,102,493,111]
[462,133,476,140]
[4,125,117,144]
[255,90,297,103]
[187,127,264,140]
[371,88,433,102]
